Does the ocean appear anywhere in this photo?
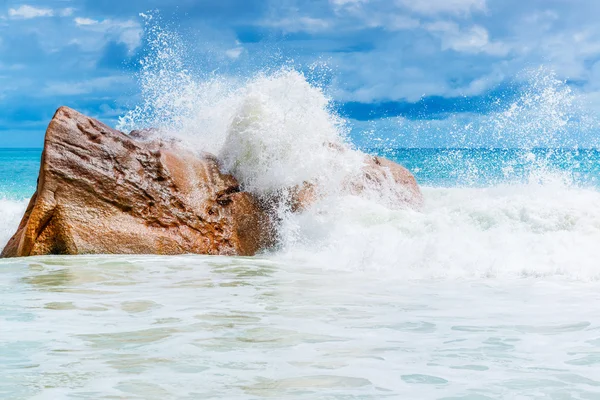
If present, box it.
[3,146,600,399]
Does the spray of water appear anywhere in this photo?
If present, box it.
[118,20,368,201]
[113,20,600,278]
[357,67,599,187]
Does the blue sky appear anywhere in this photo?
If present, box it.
[1,0,600,147]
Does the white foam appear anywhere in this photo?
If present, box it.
[0,199,28,248]
[118,25,365,198]
[274,181,600,280]
[218,70,364,196]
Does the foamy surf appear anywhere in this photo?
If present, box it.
[4,183,600,280]
[272,182,600,279]
[0,199,28,248]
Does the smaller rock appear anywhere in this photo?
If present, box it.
[354,155,423,207]
[289,153,423,212]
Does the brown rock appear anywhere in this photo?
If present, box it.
[1,107,272,258]
[289,153,423,212]
[288,182,317,213]
[353,155,423,207]
[129,128,158,141]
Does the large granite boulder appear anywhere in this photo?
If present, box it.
[1,107,272,258]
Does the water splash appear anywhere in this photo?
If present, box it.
[0,199,28,247]
[118,21,365,198]
[352,67,599,187]
[358,66,592,151]
[111,21,600,276]
[218,70,364,195]
[491,67,578,149]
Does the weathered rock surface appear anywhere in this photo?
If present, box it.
[1,107,272,258]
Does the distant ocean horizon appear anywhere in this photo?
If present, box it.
[4,146,600,200]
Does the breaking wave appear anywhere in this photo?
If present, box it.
[4,20,600,280]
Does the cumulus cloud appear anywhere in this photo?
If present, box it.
[330,0,370,12]
[327,0,419,31]
[8,5,75,19]
[73,18,143,52]
[8,5,54,19]
[6,0,600,137]
[225,41,244,59]
[59,8,75,17]
[74,17,98,26]
[425,21,509,55]
[362,13,420,31]
[397,0,487,16]
[331,0,369,5]
[264,16,330,33]
[225,47,243,59]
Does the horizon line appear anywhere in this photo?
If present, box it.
[4,146,600,151]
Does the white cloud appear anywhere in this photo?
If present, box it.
[387,15,420,30]
[225,42,244,59]
[264,17,330,33]
[397,0,486,15]
[59,8,75,17]
[362,13,419,31]
[118,25,143,52]
[8,5,75,19]
[73,18,143,52]
[330,0,370,12]
[426,21,509,55]
[328,0,419,31]
[331,0,369,5]
[0,62,25,71]
[457,70,506,96]
[8,5,54,19]
[74,17,97,26]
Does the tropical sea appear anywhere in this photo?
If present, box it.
[3,145,600,399]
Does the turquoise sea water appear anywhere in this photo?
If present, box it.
[0,149,41,199]
[4,147,600,198]
[3,146,600,398]
[387,148,600,188]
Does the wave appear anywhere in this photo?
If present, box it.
[117,24,365,198]
[275,182,600,279]
[3,21,600,281]
[3,184,600,280]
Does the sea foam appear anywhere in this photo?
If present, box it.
[0,199,28,248]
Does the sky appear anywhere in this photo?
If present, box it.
[1,0,600,147]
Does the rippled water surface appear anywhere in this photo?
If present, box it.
[2,255,600,399]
